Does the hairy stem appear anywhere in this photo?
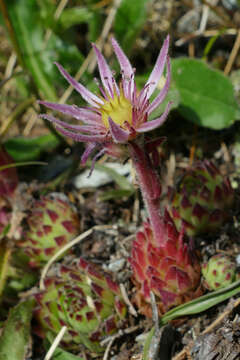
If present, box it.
[129,142,164,244]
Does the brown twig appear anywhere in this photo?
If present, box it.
[88,0,122,72]
[172,348,191,360]
[188,42,195,58]
[224,29,240,75]
[189,124,198,166]
[120,283,138,317]
[175,29,237,47]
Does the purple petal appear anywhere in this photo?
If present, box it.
[145,35,170,98]
[147,56,171,114]
[38,101,102,124]
[111,38,135,100]
[40,114,104,133]
[108,117,129,143]
[92,44,119,97]
[55,62,103,107]
[111,37,134,79]
[81,143,97,165]
[55,125,107,143]
[88,148,106,177]
[136,102,172,133]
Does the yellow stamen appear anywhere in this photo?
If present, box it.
[100,90,132,129]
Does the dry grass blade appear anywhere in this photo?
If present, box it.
[40,225,114,290]
[43,326,67,360]
[224,29,240,75]
[43,0,68,48]
[120,283,138,317]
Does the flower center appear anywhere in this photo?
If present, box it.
[100,92,132,129]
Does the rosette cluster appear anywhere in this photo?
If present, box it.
[130,212,201,317]
[35,258,127,352]
[202,254,238,290]
[168,161,234,236]
[18,194,79,268]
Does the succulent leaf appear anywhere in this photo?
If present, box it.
[168,161,234,236]
[130,211,201,317]
[34,259,127,352]
[18,193,79,268]
[202,254,238,290]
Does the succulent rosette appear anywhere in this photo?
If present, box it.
[39,36,171,168]
[130,211,201,317]
[18,193,79,268]
[168,160,234,236]
[34,258,127,352]
[202,254,238,290]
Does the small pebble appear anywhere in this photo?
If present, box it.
[235,254,240,265]
[73,162,131,188]
[108,258,126,272]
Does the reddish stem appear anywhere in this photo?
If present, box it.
[129,142,165,244]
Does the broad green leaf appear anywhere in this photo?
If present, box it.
[5,134,60,162]
[114,0,149,52]
[0,299,35,360]
[52,347,84,360]
[172,58,240,129]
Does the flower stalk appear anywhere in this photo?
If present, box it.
[129,142,164,244]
